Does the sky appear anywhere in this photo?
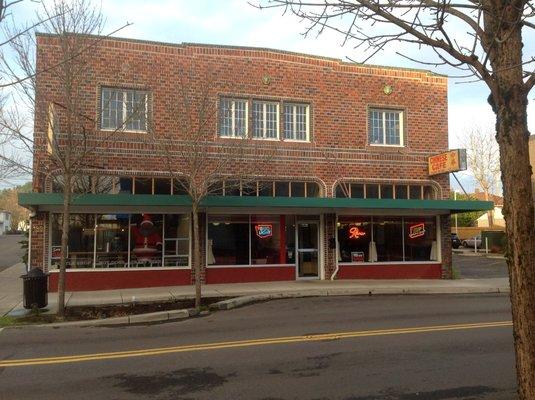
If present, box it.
[4,0,535,193]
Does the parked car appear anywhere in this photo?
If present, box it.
[451,233,461,249]
[462,235,482,248]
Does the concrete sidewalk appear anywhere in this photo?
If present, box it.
[0,262,26,316]
[37,277,510,312]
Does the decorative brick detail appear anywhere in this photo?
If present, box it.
[29,212,47,271]
[440,215,453,278]
[324,213,337,279]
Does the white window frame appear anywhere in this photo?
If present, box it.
[283,103,310,142]
[252,100,280,140]
[219,98,248,138]
[101,88,148,133]
[368,108,404,147]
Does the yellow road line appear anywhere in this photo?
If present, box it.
[0,320,512,368]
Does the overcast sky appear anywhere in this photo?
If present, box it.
[6,0,535,193]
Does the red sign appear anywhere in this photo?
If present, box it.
[51,246,62,259]
[255,224,273,238]
[409,223,426,239]
[351,251,365,262]
[349,226,366,239]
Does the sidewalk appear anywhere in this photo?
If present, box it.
[35,277,509,313]
[0,262,25,316]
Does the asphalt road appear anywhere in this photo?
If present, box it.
[0,234,24,271]
[452,254,509,279]
[0,294,516,400]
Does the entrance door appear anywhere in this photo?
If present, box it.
[297,221,319,279]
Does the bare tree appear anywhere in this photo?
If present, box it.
[256,1,535,397]
[461,127,501,226]
[0,0,135,318]
[158,66,275,311]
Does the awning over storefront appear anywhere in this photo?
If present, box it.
[19,193,493,214]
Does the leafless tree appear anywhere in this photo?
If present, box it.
[461,127,501,226]
[255,1,535,397]
[0,0,134,318]
[157,66,276,311]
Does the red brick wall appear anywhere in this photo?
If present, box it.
[33,34,449,197]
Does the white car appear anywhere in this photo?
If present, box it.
[462,235,482,248]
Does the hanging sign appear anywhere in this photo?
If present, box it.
[428,149,467,176]
[349,226,366,239]
[255,224,273,238]
[409,223,426,239]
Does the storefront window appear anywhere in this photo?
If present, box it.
[129,214,163,267]
[404,217,437,261]
[337,217,372,262]
[51,214,95,269]
[164,214,190,267]
[250,215,295,265]
[380,185,394,199]
[374,217,404,261]
[208,215,249,265]
[95,214,130,268]
[135,178,152,194]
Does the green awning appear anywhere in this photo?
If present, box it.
[18,193,493,213]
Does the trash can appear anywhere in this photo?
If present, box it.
[21,268,48,309]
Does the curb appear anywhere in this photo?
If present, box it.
[208,287,510,311]
[4,288,509,329]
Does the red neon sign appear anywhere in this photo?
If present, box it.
[409,223,426,239]
[255,224,273,238]
[349,226,366,239]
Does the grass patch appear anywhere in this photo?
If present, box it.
[0,316,17,327]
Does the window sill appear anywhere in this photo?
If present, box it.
[100,128,148,134]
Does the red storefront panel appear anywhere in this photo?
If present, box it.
[206,266,295,284]
[48,269,192,292]
[337,263,442,279]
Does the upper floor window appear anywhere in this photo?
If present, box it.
[284,103,309,141]
[101,88,148,132]
[252,101,279,139]
[220,98,247,138]
[368,109,403,146]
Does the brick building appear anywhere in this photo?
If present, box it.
[19,33,491,291]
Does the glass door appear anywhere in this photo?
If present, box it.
[297,221,319,279]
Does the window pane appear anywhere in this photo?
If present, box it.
[207,181,223,196]
[291,182,305,197]
[174,179,189,195]
[118,177,133,194]
[135,178,152,194]
[384,111,400,145]
[252,101,278,139]
[409,185,422,199]
[251,215,284,265]
[234,100,247,137]
[225,180,241,196]
[164,214,190,267]
[404,217,437,261]
[423,186,436,199]
[125,90,147,131]
[283,104,294,139]
[284,104,308,141]
[306,182,320,198]
[154,178,171,194]
[395,185,408,199]
[252,101,263,138]
[337,216,372,262]
[366,184,379,199]
[335,184,349,198]
[275,181,289,197]
[101,88,123,130]
[94,176,118,194]
[130,214,163,267]
[95,214,130,268]
[241,181,257,196]
[258,181,273,196]
[208,215,249,265]
[51,214,95,269]
[350,184,364,198]
[369,110,383,144]
[374,217,403,262]
[219,98,232,137]
[380,185,394,199]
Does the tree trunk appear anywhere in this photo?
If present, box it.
[484,191,494,227]
[484,5,535,397]
[192,203,202,312]
[57,172,71,319]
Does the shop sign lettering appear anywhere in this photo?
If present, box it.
[428,149,467,176]
[409,223,426,239]
[255,224,273,238]
[351,251,365,262]
[349,226,366,239]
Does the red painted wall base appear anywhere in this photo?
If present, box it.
[48,269,192,292]
[337,263,442,279]
[206,266,295,284]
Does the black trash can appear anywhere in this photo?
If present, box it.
[21,268,48,309]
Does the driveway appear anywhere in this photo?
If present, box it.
[0,234,24,271]
[453,253,509,279]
